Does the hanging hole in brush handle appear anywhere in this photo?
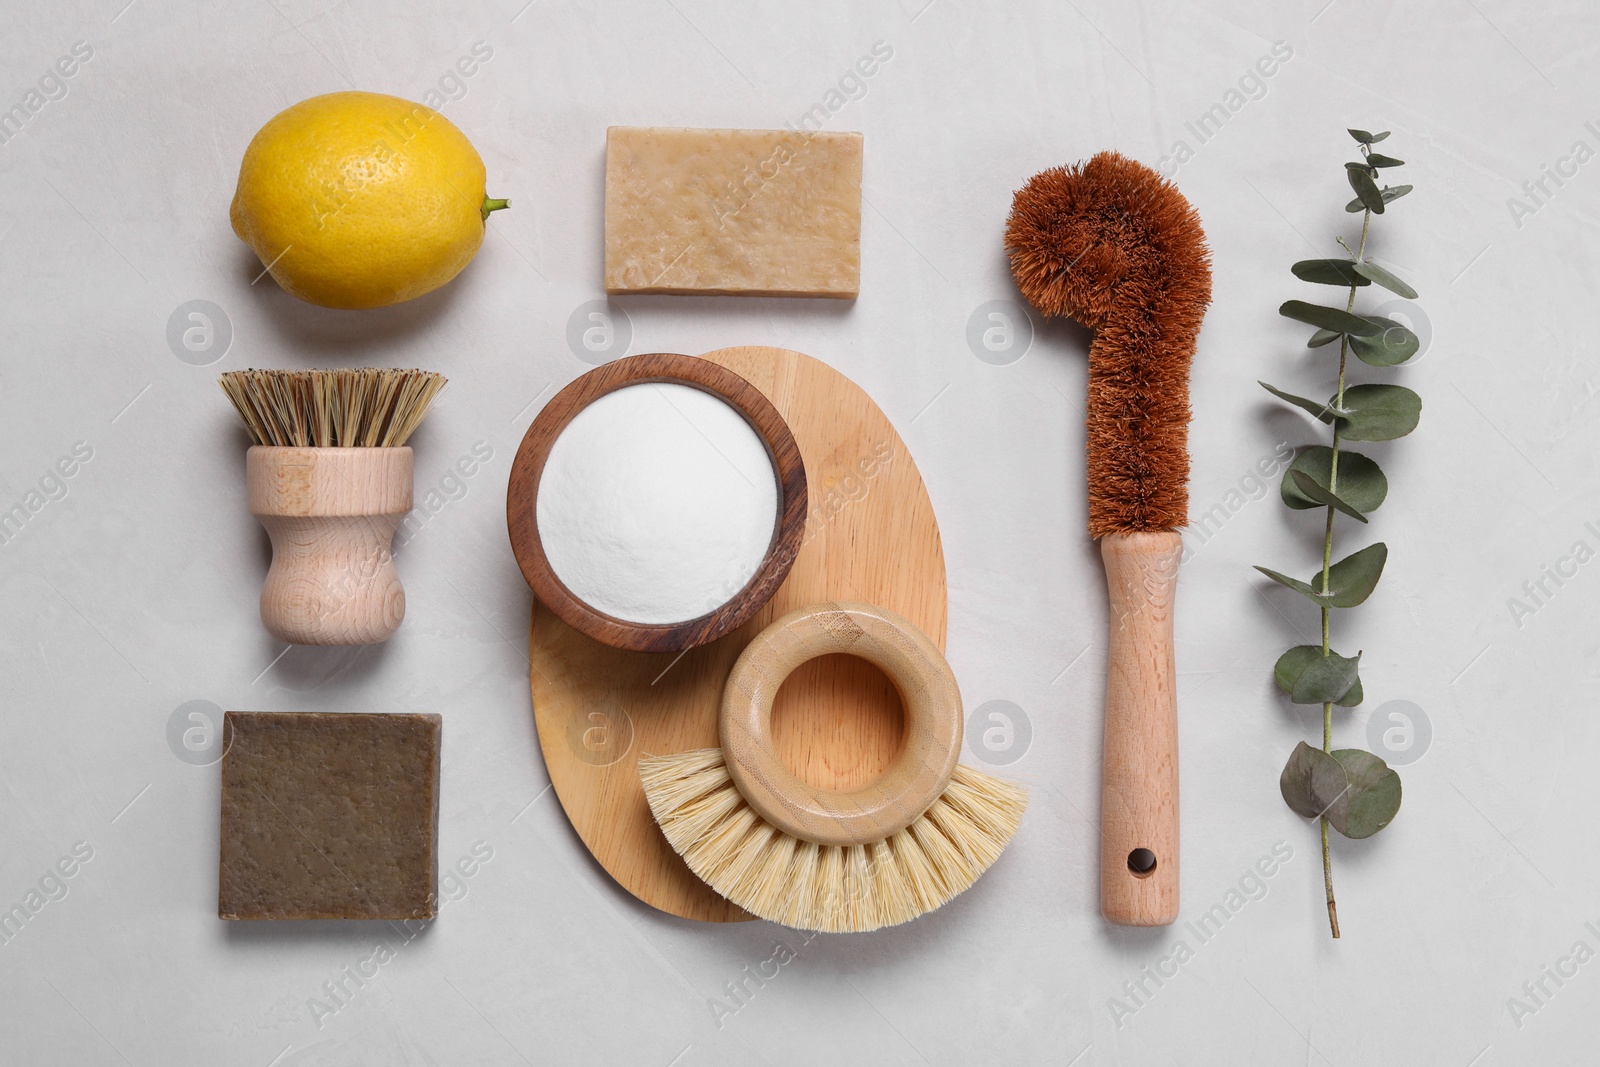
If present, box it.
[1100,530,1182,925]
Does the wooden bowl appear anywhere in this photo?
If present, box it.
[507,353,808,653]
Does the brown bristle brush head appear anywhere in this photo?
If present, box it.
[1005,151,1212,537]
[1005,152,1211,928]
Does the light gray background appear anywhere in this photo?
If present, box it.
[0,0,1590,1063]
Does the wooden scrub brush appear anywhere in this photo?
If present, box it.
[220,368,445,646]
[1004,151,1212,926]
[639,601,1027,933]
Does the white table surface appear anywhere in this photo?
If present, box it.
[0,1,1593,1063]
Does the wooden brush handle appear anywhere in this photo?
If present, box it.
[1099,530,1182,926]
[721,601,962,847]
[247,447,412,646]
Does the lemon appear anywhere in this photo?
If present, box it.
[230,91,508,310]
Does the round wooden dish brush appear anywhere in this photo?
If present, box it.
[219,368,445,645]
[639,602,1027,933]
[1005,152,1212,926]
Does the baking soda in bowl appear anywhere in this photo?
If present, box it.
[535,383,779,625]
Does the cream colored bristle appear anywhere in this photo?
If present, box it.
[218,368,446,448]
[639,750,1027,933]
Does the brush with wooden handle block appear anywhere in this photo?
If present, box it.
[220,368,445,645]
[1005,152,1212,926]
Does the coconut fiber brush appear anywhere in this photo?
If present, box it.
[220,368,445,645]
[1005,152,1212,926]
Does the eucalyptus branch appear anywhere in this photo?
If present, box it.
[1257,128,1420,939]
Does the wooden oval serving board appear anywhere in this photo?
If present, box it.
[527,346,947,922]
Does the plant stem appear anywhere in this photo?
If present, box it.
[1323,816,1339,937]
[1317,159,1374,940]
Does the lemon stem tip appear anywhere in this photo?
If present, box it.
[481,196,510,221]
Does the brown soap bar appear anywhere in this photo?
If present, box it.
[604,126,863,298]
[218,711,441,920]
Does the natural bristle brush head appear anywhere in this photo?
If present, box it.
[1004,151,1212,536]
[219,368,446,448]
[640,752,1027,933]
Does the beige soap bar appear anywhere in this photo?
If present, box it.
[604,126,862,298]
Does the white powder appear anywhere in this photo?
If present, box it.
[535,382,780,625]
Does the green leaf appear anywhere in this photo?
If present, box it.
[1365,153,1405,168]
[1346,185,1413,212]
[1289,469,1369,523]
[1254,565,1331,607]
[1292,259,1370,287]
[1351,260,1418,299]
[1327,749,1401,838]
[1280,446,1388,514]
[1280,742,1349,819]
[1336,675,1365,707]
[1349,317,1421,366]
[1280,300,1383,336]
[1348,129,1390,144]
[1260,381,1342,421]
[1320,542,1388,607]
[1307,328,1342,348]
[1335,383,1422,440]
[1348,166,1386,213]
[1274,645,1362,704]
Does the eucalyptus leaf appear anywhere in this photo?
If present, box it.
[1348,129,1390,144]
[1365,153,1405,168]
[1350,318,1421,366]
[1308,328,1342,348]
[1348,166,1386,213]
[1280,742,1350,819]
[1318,542,1388,607]
[1336,675,1365,707]
[1280,300,1383,336]
[1273,645,1321,694]
[1260,381,1342,421]
[1289,470,1370,523]
[1351,260,1418,299]
[1254,565,1332,607]
[1274,645,1362,704]
[1292,258,1370,287]
[1296,651,1360,704]
[1345,184,1413,212]
[1335,383,1422,441]
[1280,446,1388,514]
[1326,749,1401,838]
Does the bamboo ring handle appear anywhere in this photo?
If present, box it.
[720,601,962,847]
